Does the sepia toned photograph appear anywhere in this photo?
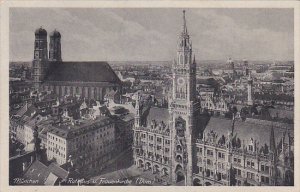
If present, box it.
[4,3,297,188]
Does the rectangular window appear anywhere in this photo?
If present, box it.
[265,166,269,172]
[157,137,162,143]
[247,161,251,167]
[261,164,265,171]
[207,149,213,156]
[218,152,225,159]
[207,159,211,165]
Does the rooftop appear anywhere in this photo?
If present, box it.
[45,61,121,84]
[47,116,114,139]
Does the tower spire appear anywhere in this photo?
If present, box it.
[182,10,187,35]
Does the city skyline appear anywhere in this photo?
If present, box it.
[8,8,295,187]
[10,8,294,62]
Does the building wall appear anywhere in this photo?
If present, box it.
[47,132,67,165]
[133,128,172,180]
[42,83,120,101]
[193,140,274,186]
[46,121,116,174]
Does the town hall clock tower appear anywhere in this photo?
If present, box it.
[169,10,200,185]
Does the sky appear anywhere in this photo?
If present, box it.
[9,8,294,61]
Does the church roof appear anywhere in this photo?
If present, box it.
[45,62,121,84]
[146,107,169,126]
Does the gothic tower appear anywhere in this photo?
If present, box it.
[33,27,48,90]
[247,73,253,106]
[169,10,200,185]
[49,29,62,61]
[135,92,141,127]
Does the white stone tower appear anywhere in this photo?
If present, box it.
[169,10,199,186]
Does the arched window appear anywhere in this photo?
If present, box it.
[76,87,79,94]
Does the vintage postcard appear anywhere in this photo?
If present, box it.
[0,1,299,192]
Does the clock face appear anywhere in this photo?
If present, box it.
[177,77,185,86]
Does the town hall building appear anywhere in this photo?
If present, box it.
[132,11,294,186]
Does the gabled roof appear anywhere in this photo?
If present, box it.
[204,117,294,149]
[23,161,50,185]
[45,61,121,84]
[48,162,68,179]
[44,173,58,186]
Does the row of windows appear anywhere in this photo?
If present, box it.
[48,141,66,151]
[141,133,170,144]
[48,147,66,158]
[74,127,113,142]
[48,134,66,144]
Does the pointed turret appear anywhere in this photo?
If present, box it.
[135,92,141,127]
[269,125,276,156]
[182,10,188,35]
[193,54,196,64]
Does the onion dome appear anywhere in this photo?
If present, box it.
[35,27,47,36]
[50,29,61,38]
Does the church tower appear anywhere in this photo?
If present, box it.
[135,92,141,127]
[169,10,200,185]
[247,73,253,106]
[33,27,48,90]
[49,29,62,61]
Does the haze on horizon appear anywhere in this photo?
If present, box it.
[10,8,294,62]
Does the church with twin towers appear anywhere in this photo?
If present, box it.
[32,26,122,101]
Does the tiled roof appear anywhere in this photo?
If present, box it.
[45,62,121,83]
[48,162,68,179]
[47,116,114,139]
[146,107,169,126]
[23,161,50,185]
[44,173,58,186]
[204,117,294,148]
